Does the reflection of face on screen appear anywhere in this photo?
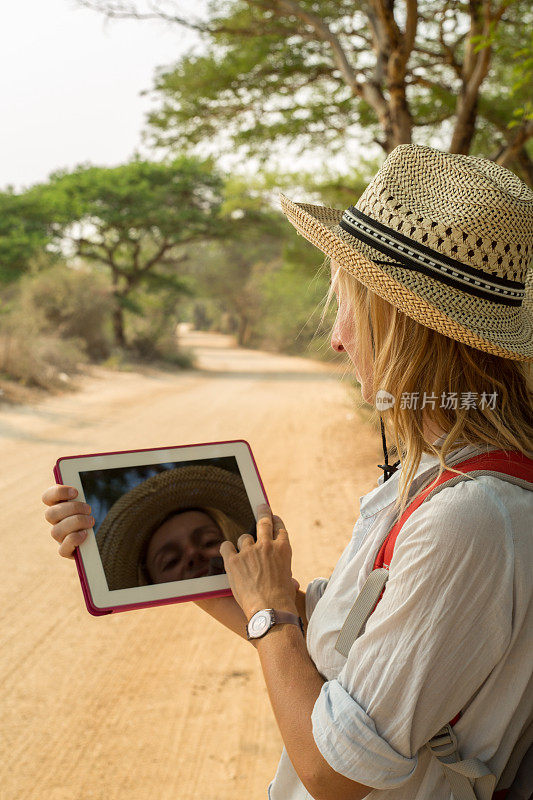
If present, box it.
[145,510,226,583]
[86,461,257,591]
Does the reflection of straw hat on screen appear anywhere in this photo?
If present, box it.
[96,465,256,590]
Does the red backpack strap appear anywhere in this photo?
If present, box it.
[374,450,533,571]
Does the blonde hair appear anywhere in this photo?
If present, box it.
[321,258,533,520]
[201,506,248,547]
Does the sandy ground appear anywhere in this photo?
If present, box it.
[1,330,382,800]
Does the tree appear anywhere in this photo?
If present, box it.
[43,156,225,347]
[0,189,56,285]
[79,0,533,184]
[180,167,353,353]
[183,175,291,346]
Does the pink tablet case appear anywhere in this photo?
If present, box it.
[54,439,268,617]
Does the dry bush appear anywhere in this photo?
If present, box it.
[18,263,115,360]
[0,263,114,389]
[0,309,85,390]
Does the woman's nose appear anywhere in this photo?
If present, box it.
[184,544,207,567]
[331,333,345,353]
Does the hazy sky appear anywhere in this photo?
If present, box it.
[2,0,389,195]
[1,0,207,191]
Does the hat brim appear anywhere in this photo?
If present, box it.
[279,193,533,362]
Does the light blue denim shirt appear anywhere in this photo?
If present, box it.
[267,440,533,799]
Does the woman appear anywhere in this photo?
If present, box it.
[43,144,533,799]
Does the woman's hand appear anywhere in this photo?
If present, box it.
[42,485,94,559]
[219,503,299,621]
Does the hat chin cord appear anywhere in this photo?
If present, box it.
[370,324,401,482]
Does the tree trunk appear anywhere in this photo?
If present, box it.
[516,148,533,188]
[112,303,126,348]
[388,92,413,151]
[111,269,128,348]
[450,93,479,154]
[237,315,252,347]
[386,48,413,151]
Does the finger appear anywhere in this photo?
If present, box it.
[50,514,95,544]
[219,540,237,559]
[272,514,289,541]
[237,533,254,550]
[58,530,88,559]
[42,485,78,506]
[256,503,273,541]
[45,500,92,525]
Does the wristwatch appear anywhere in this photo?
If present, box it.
[246,608,304,640]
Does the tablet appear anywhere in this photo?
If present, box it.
[54,439,267,616]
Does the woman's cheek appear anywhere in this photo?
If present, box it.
[340,305,357,349]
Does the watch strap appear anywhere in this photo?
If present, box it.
[272,610,304,633]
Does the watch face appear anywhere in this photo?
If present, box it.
[249,610,271,637]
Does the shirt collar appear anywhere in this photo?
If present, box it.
[358,434,494,519]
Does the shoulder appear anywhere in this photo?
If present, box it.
[393,474,530,569]
[378,477,525,639]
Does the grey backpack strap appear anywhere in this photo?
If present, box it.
[430,717,533,800]
[427,724,496,800]
[334,568,389,657]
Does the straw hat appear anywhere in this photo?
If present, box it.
[96,465,256,590]
[280,144,533,362]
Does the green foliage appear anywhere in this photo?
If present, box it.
[46,156,224,243]
[143,0,533,169]
[508,32,533,128]
[184,238,272,346]
[0,189,57,285]
[177,161,376,355]
[251,235,333,356]
[0,146,402,382]
[146,1,366,158]
[180,206,333,356]
[296,162,378,209]
[470,9,533,138]
[178,175,288,343]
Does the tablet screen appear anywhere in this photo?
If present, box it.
[79,456,256,592]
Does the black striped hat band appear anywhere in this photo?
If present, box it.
[339,207,525,307]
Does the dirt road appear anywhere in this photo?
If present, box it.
[1,331,382,800]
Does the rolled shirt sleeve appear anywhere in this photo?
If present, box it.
[305,577,329,623]
[311,477,514,789]
[313,679,418,789]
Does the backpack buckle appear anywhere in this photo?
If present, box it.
[427,724,458,758]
